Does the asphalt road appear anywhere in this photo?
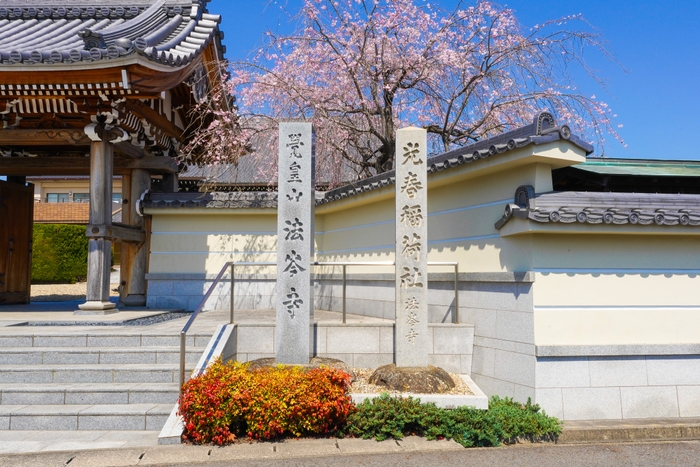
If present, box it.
[146,441,700,467]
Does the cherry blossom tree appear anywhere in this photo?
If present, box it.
[231,0,622,183]
[178,62,250,167]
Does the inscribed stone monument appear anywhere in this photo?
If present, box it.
[395,127,429,367]
[275,122,315,364]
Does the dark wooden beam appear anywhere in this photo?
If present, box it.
[0,63,196,94]
[6,176,26,185]
[86,224,146,243]
[122,99,183,141]
[0,155,177,176]
[121,155,178,173]
[0,129,91,146]
[114,142,148,159]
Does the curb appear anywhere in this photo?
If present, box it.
[0,436,463,467]
[3,422,700,466]
[558,418,700,444]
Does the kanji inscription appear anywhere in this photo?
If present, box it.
[401,233,421,261]
[286,188,302,202]
[400,266,424,288]
[286,133,304,158]
[288,161,302,183]
[283,250,306,277]
[402,142,423,165]
[284,218,304,241]
[400,172,423,198]
[400,204,423,227]
[283,287,302,318]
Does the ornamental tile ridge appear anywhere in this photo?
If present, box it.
[495,186,700,229]
[319,112,591,206]
[0,4,148,22]
[138,190,278,210]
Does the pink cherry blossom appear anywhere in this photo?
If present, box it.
[223,0,623,183]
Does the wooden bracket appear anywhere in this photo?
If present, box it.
[86,224,145,243]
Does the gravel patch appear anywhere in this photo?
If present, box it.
[351,368,473,395]
[27,280,191,327]
[20,312,192,327]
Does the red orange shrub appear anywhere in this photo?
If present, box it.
[179,360,355,445]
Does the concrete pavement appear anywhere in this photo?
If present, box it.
[0,430,160,454]
[0,437,460,467]
[1,436,700,467]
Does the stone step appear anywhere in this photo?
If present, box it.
[0,404,173,431]
[0,383,179,405]
[0,347,205,365]
[0,364,194,384]
[0,333,213,349]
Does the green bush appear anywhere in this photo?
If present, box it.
[32,224,89,283]
[179,360,355,445]
[341,393,561,447]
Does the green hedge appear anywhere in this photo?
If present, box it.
[32,224,89,284]
[342,394,562,447]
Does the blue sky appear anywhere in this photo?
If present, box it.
[209,0,700,161]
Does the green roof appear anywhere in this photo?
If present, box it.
[573,158,700,177]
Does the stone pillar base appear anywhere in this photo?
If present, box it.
[76,301,118,315]
[120,294,147,307]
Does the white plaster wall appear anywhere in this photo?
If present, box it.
[531,235,700,347]
[148,212,278,275]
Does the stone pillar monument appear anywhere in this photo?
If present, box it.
[395,127,429,367]
[275,122,315,364]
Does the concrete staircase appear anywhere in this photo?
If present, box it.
[0,332,208,431]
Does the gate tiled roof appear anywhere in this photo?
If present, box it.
[0,0,222,67]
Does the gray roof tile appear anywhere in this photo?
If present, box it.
[495,186,700,229]
[0,0,221,67]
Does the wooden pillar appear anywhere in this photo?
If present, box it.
[118,173,132,304]
[77,123,126,313]
[7,176,26,185]
[119,169,150,307]
[161,173,178,193]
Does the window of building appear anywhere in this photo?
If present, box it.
[73,193,90,203]
[113,193,122,204]
[46,193,69,203]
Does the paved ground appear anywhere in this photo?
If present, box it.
[1,439,700,467]
[0,430,159,454]
[0,303,389,327]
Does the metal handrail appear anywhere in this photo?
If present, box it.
[179,259,459,393]
[311,261,459,324]
[179,261,276,394]
[427,262,460,324]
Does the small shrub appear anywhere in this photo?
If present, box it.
[179,359,355,445]
[31,224,89,283]
[487,396,562,442]
[178,361,255,445]
[342,393,561,447]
